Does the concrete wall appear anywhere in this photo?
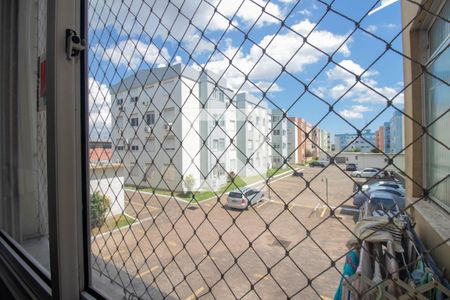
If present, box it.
[90,164,125,216]
[334,152,405,172]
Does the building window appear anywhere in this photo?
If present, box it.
[218,138,225,151]
[131,96,138,103]
[131,145,139,151]
[117,98,123,105]
[164,137,176,151]
[425,1,450,209]
[116,116,124,129]
[130,117,139,127]
[219,90,225,102]
[145,111,155,125]
[273,129,280,135]
[212,139,218,150]
[282,130,286,136]
[117,145,124,151]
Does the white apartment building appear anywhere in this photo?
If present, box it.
[235,93,271,177]
[271,108,288,168]
[110,64,235,192]
[110,64,274,192]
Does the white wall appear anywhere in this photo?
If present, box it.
[90,165,125,216]
[335,152,405,172]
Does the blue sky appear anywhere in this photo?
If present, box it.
[88,0,405,139]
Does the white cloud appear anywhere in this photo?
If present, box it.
[90,0,284,41]
[339,105,372,119]
[202,19,351,92]
[89,78,111,140]
[366,25,378,33]
[103,39,170,69]
[321,59,404,105]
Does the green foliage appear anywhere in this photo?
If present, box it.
[312,156,319,161]
[90,191,110,228]
[370,148,380,153]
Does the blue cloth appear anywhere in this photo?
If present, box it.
[334,249,359,300]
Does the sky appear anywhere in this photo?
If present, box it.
[88,0,405,141]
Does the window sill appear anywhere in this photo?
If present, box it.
[408,198,450,281]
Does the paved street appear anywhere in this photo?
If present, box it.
[91,165,362,299]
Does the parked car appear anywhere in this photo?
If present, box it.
[309,161,326,167]
[345,163,357,171]
[361,181,405,193]
[351,168,383,178]
[353,186,405,208]
[368,191,403,215]
[227,188,264,209]
[292,170,303,177]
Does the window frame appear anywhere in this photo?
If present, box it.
[421,0,450,213]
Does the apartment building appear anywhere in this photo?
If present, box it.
[287,117,306,165]
[110,64,234,192]
[318,128,331,154]
[270,108,288,168]
[304,122,314,158]
[375,125,385,151]
[334,129,376,152]
[235,93,271,177]
[389,110,404,153]
[384,121,391,153]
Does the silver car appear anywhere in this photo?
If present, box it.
[353,186,405,208]
[227,188,264,209]
[351,168,382,178]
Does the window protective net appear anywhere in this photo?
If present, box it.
[87,0,450,299]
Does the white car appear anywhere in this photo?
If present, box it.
[351,168,382,178]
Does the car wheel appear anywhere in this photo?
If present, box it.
[356,174,361,178]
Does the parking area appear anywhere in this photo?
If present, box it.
[91,165,364,299]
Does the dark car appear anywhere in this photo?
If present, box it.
[292,170,303,177]
[345,163,357,171]
[309,161,326,167]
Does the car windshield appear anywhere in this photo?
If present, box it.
[229,192,242,198]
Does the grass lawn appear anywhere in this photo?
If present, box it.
[266,168,291,178]
[92,214,136,235]
[128,169,295,202]
[134,176,249,203]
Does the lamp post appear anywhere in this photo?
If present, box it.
[321,177,329,207]
[266,136,272,201]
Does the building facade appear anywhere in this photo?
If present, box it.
[375,126,385,151]
[334,129,376,153]
[270,108,288,168]
[389,110,404,154]
[235,92,271,177]
[287,117,306,165]
[110,64,235,192]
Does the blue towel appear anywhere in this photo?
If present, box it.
[334,249,359,300]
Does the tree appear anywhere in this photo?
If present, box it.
[90,191,110,228]
[184,174,196,192]
[370,148,380,153]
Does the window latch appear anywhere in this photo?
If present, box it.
[66,29,86,61]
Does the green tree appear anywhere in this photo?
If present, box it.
[90,191,110,228]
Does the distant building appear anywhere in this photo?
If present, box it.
[334,130,376,152]
[375,126,385,151]
[389,110,404,153]
[287,117,306,164]
[383,122,391,153]
[304,122,314,158]
[270,108,288,168]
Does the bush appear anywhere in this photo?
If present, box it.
[91,191,110,228]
